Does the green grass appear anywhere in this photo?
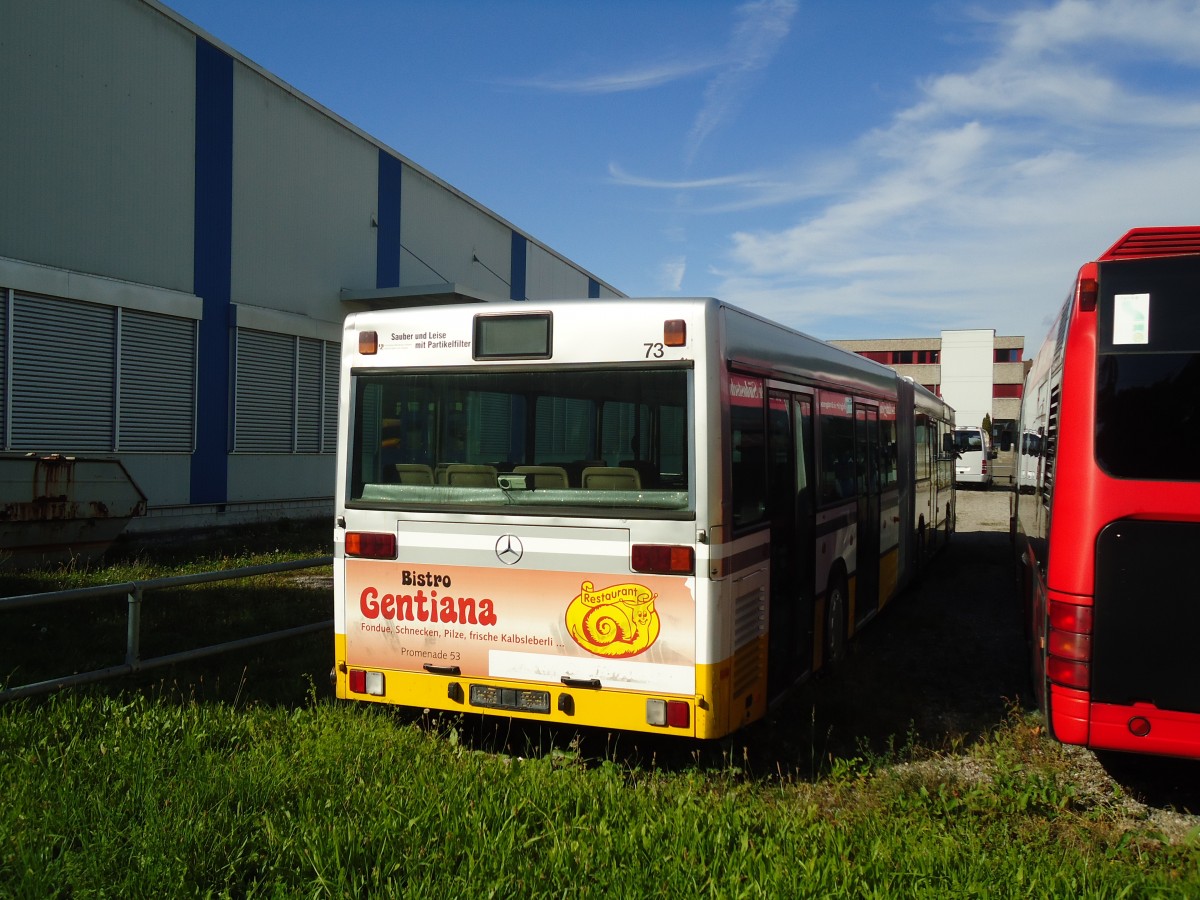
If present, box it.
[2,521,1199,896]
[0,694,1197,897]
[0,518,334,704]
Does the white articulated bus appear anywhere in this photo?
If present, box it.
[333,298,955,739]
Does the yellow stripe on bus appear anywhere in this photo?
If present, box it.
[334,632,759,740]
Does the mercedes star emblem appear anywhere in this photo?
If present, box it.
[495,534,524,565]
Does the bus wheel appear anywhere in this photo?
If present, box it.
[825,571,848,665]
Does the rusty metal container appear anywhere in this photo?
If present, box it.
[0,454,147,569]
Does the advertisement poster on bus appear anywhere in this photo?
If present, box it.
[344,559,698,694]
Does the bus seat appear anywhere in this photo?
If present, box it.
[513,465,569,489]
[444,464,498,487]
[619,459,659,488]
[562,459,604,487]
[393,463,434,485]
[581,466,641,491]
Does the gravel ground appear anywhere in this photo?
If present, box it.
[770,486,1200,843]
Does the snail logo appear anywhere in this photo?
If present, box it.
[565,580,660,658]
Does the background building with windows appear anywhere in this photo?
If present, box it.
[0,0,621,533]
[830,330,1028,478]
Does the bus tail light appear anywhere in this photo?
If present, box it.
[1049,599,1093,637]
[632,544,694,575]
[664,319,686,346]
[348,669,386,696]
[1047,656,1089,690]
[345,531,397,559]
[647,699,690,728]
[1077,277,1098,312]
[359,330,378,355]
[1047,599,1092,689]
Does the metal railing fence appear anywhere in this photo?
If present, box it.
[0,556,333,702]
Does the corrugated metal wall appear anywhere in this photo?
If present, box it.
[400,169,514,295]
[231,74,378,316]
[0,0,196,293]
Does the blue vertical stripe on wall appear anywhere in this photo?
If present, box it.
[191,38,234,505]
[588,278,600,299]
[509,232,527,301]
[376,151,402,288]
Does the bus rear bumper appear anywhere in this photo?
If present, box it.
[334,629,738,740]
[336,665,729,738]
[1048,683,1090,745]
[1089,702,1200,760]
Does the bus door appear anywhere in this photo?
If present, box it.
[854,403,881,625]
[766,390,816,696]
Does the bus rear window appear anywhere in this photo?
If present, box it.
[1095,255,1200,481]
[348,366,691,512]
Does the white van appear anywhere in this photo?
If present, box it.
[952,426,993,488]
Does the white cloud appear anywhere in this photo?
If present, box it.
[514,0,798,168]
[658,256,687,292]
[506,59,718,95]
[607,162,762,191]
[704,0,1200,341]
[686,0,798,163]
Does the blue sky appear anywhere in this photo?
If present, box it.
[163,0,1200,346]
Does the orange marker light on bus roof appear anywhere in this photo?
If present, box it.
[664,319,686,347]
[359,330,378,355]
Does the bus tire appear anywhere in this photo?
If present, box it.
[825,569,849,665]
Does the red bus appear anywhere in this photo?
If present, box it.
[1013,227,1200,760]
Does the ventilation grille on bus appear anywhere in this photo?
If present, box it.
[1100,227,1200,260]
[1042,386,1060,511]
[731,581,766,698]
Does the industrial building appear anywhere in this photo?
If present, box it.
[0,0,622,535]
[830,330,1028,479]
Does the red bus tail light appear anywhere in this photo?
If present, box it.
[646,699,691,728]
[1047,599,1092,689]
[1048,628,1092,661]
[348,669,386,696]
[1077,277,1098,312]
[632,544,694,575]
[1048,600,1093,634]
[345,531,397,559]
[1047,656,1089,690]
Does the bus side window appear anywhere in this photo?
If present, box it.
[731,398,767,529]
[819,409,856,503]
